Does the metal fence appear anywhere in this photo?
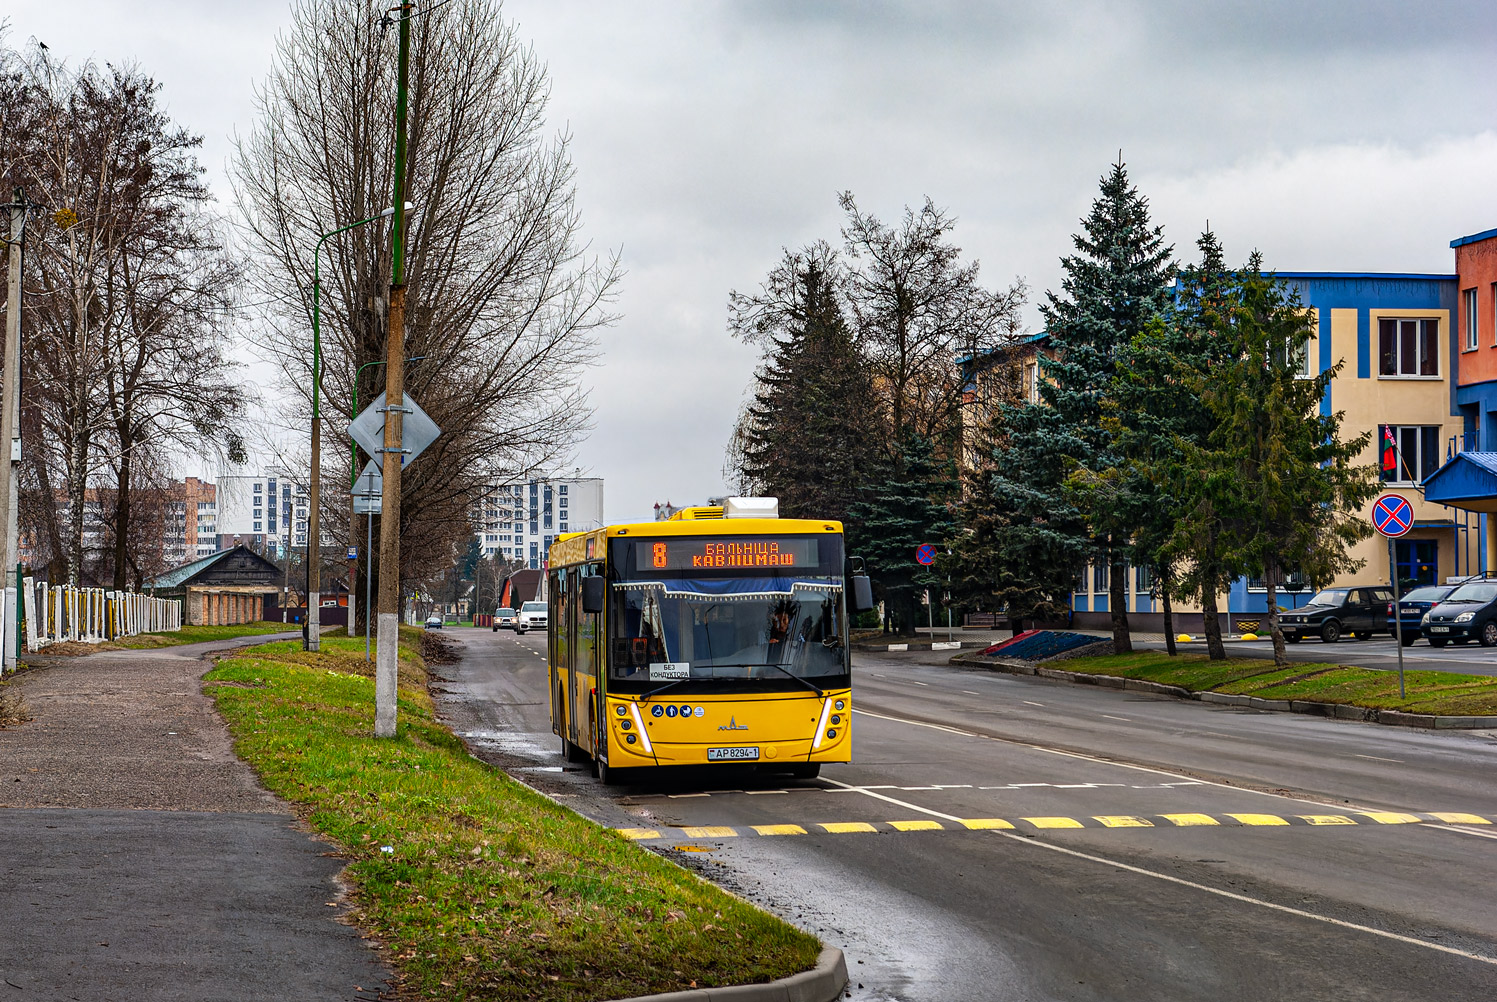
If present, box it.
[21,579,181,652]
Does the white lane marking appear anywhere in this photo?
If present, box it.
[909,681,929,687]
[746,790,787,795]
[822,778,967,823]
[870,673,886,678]
[1022,700,1045,707]
[1101,714,1132,722]
[829,779,1497,968]
[1355,754,1404,764]
[961,690,981,695]
[668,793,709,798]
[1421,823,1497,843]
[992,830,1497,967]
[848,707,1432,816]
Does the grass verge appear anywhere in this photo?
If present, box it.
[1049,651,1497,716]
[33,620,295,657]
[205,630,820,1001]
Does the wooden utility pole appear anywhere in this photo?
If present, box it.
[0,191,25,669]
[375,2,413,737]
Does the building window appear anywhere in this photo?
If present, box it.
[559,485,568,495]
[530,521,539,534]
[1135,564,1155,592]
[1246,570,1309,594]
[1289,335,1312,378]
[559,523,568,532]
[1465,289,1480,350]
[253,521,262,531]
[253,483,262,494]
[1377,318,1438,377]
[1022,361,1039,403]
[1092,561,1109,593]
[1379,424,1440,484]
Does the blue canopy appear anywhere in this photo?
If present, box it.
[1421,452,1497,514]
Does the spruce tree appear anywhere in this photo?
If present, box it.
[1186,254,1378,665]
[728,247,879,527]
[1113,230,1240,658]
[849,436,955,635]
[1011,159,1174,652]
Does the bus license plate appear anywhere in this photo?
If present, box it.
[707,746,760,761]
[1430,626,1450,633]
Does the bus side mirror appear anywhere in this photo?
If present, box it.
[581,576,605,614]
[851,575,874,613]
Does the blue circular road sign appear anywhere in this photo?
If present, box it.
[1372,493,1414,538]
[915,543,936,565]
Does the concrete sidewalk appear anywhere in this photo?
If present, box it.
[0,635,391,1000]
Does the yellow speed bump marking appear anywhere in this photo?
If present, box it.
[961,818,1016,830]
[1358,812,1422,824]
[1023,817,1085,829]
[682,826,737,838]
[888,820,944,831]
[1428,812,1491,825]
[1160,813,1219,826]
[1094,815,1153,828]
[617,828,660,840]
[1299,815,1356,825]
[1227,814,1290,826]
[818,822,878,833]
[752,824,807,836]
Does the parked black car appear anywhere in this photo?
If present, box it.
[1279,586,1395,643]
[1386,585,1455,646]
[1421,579,1497,647]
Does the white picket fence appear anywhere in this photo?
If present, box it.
[21,578,181,652]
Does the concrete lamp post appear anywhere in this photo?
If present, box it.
[305,202,413,651]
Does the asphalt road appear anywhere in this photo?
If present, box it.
[433,627,1497,1001]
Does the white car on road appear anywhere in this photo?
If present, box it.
[516,601,547,634]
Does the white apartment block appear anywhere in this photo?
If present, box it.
[215,474,310,560]
[470,476,603,569]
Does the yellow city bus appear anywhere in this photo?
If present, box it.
[546,498,871,783]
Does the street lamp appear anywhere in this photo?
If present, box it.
[305,202,413,652]
[347,354,425,661]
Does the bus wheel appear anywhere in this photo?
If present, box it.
[789,763,821,780]
[562,738,586,763]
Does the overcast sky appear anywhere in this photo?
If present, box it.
[14,1,1497,524]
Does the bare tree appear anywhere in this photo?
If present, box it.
[0,40,248,584]
[232,0,617,588]
[838,192,1027,460]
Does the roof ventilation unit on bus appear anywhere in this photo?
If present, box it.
[723,496,779,519]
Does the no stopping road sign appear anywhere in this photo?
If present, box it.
[1371,493,1414,538]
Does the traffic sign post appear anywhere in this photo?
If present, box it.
[1372,492,1412,698]
[351,460,385,663]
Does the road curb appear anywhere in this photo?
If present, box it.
[606,947,847,1002]
[853,640,988,652]
[948,655,1497,730]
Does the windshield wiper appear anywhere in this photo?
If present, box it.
[639,678,693,702]
[710,662,823,696]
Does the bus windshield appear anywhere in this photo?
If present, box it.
[607,534,847,683]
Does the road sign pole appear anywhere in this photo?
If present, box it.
[1390,536,1405,700]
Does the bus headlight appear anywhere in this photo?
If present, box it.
[835,700,845,711]
[826,729,837,740]
[620,719,631,730]
[626,734,637,744]
[615,705,627,716]
[830,714,841,725]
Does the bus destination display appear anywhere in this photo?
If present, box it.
[638,537,818,571]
